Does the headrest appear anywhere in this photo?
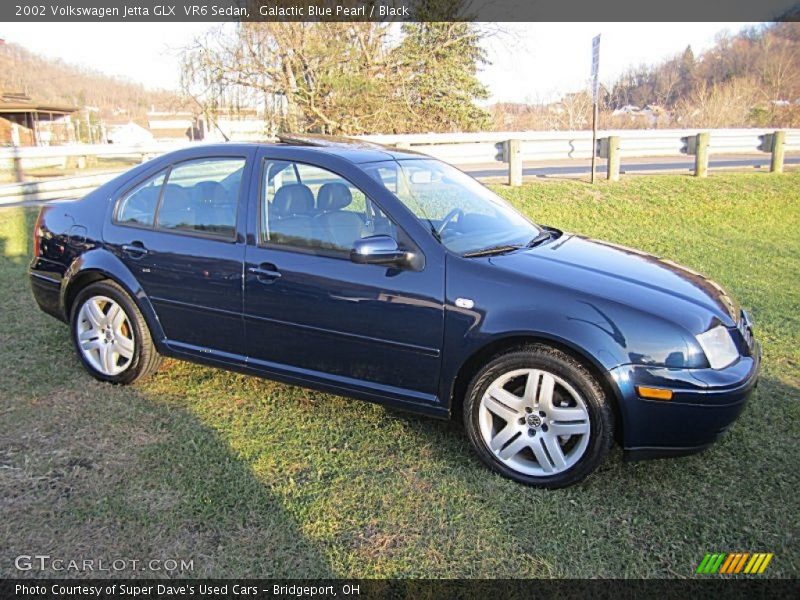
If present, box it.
[130,185,160,208]
[273,184,315,216]
[317,182,353,212]
[161,183,191,208]
[192,181,228,205]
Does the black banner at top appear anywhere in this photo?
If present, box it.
[4,0,800,22]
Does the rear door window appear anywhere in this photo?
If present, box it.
[155,158,245,239]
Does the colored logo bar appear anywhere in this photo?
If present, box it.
[696,553,773,574]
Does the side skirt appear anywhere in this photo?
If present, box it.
[160,340,449,419]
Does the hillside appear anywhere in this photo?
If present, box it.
[490,22,800,131]
[0,41,186,118]
[607,22,800,127]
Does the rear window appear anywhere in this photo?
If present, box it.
[116,170,166,227]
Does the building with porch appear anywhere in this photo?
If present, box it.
[0,92,78,146]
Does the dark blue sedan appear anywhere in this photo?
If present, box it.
[29,136,760,487]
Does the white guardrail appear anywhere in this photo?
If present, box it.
[361,128,800,163]
[1,128,799,202]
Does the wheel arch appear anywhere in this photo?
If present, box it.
[449,334,625,444]
[61,250,165,345]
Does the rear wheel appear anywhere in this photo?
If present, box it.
[70,280,161,384]
[463,345,613,488]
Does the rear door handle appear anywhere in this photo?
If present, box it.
[248,265,282,281]
[122,243,149,258]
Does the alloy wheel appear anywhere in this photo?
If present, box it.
[478,368,591,476]
[75,295,135,376]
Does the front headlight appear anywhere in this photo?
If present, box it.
[696,325,739,370]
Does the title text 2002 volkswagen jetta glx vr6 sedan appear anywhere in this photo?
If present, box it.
[29,136,760,488]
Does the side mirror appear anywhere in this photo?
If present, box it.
[350,235,413,267]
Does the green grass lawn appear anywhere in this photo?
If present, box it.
[1,173,798,579]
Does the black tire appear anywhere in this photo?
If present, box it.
[463,344,613,488]
[69,280,162,384]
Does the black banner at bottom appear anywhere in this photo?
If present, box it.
[2,579,798,600]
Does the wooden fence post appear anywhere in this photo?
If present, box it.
[507,139,522,186]
[606,136,620,182]
[12,144,24,183]
[694,132,710,178]
[770,130,785,173]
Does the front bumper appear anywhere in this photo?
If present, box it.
[609,342,761,460]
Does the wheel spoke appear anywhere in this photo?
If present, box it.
[86,299,106,327]
[79,328,98,342]
[490,424,519,452]
[549,420,590,436]
[550,406,588,422]
[80,338,100,352]
[498,435,529,460]
[543,435,568,471]
[486,386,525,414]
[108,303,125,332]
[530,437,555,473]
[536,373,556,411]
[522,371,540,404]
[116,334,134,356]
[100,344,115,373]
[114,339,133,360]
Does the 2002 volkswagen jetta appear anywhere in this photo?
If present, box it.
[29,136,760,488]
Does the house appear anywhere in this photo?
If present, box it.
[0,92,77,146]
[106,121,154,145]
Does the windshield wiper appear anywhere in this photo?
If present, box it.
[526,230,552,247]
[463,230,553,258]
[463,244,523,258]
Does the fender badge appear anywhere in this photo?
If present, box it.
[455,298,474,309]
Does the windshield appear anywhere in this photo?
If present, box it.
[363,159,541,255]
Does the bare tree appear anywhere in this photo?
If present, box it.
[181,21,490,135]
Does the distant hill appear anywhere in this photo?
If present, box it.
[606,22,800,127]
[490,22,800,131]
[0,41,187,119]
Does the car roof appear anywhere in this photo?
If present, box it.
[185,134,427,165]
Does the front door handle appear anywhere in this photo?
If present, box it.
[248,264,282,282]
[122,242,149,258]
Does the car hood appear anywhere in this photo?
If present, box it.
[488,233,738,332]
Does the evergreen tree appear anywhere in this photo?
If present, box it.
[678,45,696,97]
[394,22,490,132]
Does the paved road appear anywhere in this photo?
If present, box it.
[462,154,800,179]
[2,153,798,209]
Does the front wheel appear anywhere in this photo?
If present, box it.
[463,345,613,488]
[70,280,161,384]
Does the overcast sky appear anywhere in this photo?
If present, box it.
[1,22,757,103]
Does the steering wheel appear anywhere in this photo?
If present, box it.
[436,208,464,237]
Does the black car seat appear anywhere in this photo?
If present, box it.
[157,184,193,230]
[315,182,364,250]
[270,183,316,244]
[192,181,235,236]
